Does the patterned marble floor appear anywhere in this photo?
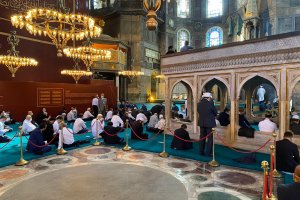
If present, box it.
[0,146,272,200]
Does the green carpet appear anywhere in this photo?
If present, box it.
[0,122,269,171]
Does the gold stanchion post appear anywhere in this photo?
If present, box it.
[57,128,67,155]
[159,126,169,158]
[208,128,219,167]
[15,126,29,166]
[93,118,101,146]
[261,161,269,200]
[122,119,131,151]
[268,145,278,200]
[271,133,282,178]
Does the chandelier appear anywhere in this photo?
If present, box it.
[11,7,102,57]
[63,38,111,71]
[143,0,162,30]
[61,59,92,84]
[118,70,144,81]
[0,31,38,77]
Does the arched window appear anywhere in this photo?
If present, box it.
[206,27,223,47]
[177,0,191,18]
[177,29,190,51]
[207,0,223,18]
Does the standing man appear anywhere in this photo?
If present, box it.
[92,94,99,117]
[198,92,217,156]
[257,85,266,111]
[98,93,107,116]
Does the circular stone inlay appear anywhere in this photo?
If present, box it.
[191,175,208,182]
[46,157,72,165]
[0,169,28,180]
[198,191,241,200]
[217,172,256,185]
[168,162,188,169]
[129,154,146,160]
[0,163,188,200]
[84,148,111,155]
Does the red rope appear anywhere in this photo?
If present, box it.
[24,133,58,148]
[0,132,18,151]
[129,124,162,141]
[167,128,212,142]
[216,133,272,154]
[102,127,125,137]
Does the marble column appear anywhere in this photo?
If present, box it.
[115,75,120,103]
[193,75,198,133]
[279,68,287,139]
[230,72,236,142]
[165,77,171,130]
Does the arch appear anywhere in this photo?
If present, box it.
[237,74,279,99]
[177,28,191,51]
[200,76,231,100]
[288,75,300,100]
[206,26,223,47]
[170,78,195,97]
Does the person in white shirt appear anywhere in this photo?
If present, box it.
[91,114,104,138]
[111,110,124,127]
[83,108,94,121]
[22,115,37,135]
[105,108,113,121]
[53,115,64,135]
[257,85,266,111]
[147,113,158,132]
[67,107,76,124]
[155,114,166,131]
[0,116,11,143]
[73,113,88,134]
[136,111,148,123]
[258,113,278,133]
[92,94,99,116]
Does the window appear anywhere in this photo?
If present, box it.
[277,16,300,34]
[207,0,223,18]
[206,27,223,47]
[177,0,190,18]
[177,29,190,51]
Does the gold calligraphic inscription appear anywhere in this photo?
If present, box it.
[37,88,64,107]
[0,0,55,12]
[64,91,96,105]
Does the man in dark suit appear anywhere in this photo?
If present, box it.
[171,124,193,150]
[27,123,51,155]
[197,92,217,156]
[218,107,230,126]
[276,131,299,173]
[131,119,148,139]
[277,165,300,200]
[101,122,125,145]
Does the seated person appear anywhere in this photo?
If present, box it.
[42,118,58,144]
[100,122,125,145]
[105,108,113,121]
[0,116,11,143]
[218,108,230,126]
[27,111,38,126]
[171,103,179,118]
[53,115,64,135]
[35,108,50,125]
[147,113,158,131]
[82,108,94,121]
[67,107,76,124]
[238,109,255,138]
[58,122,89,149]
[152,114,165,133]
[276,131,299,173]
[26,123,51,155]
[258,113,277,133]
[122,111,135,126]
[22,115,37,135]
[136,110,148,123]
[73,113,88,134]
[111,110,124,127]
[277,165,300,200]
[1,111,15,125]
[290,115,300,135]
[177,105,187,119]
[131,119,148,139]
[171,124,193,150]
[91,114,104,138]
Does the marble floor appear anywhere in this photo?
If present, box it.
[0,146,280,200]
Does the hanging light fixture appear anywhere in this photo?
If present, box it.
[61,59,92,84]
[63,37,111,71]
[143,0,162,30]
[0,31,38,77]
[118,70,144,82]
[11,2,102,57]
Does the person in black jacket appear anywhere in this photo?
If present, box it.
[197,92,217,156]
[131,119,148,139]
[238,109,255,138]
[290,115,300,135]
[276,131,299,173]
[171,124,193,150]
[101,122,125,145]
[277,165,300,200]
[26,123,51,155]
[218,108,230,126]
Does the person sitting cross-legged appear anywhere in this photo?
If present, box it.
[147,113,159,132]
[131,119,148,140]
[82,108,94,121]
[258,112,277,133]
[91,114,104,139]
[73,113,89,134]
[27,122,51,155]
[171,124,193,150]
[0,116,11,143]
[101,122,125,145]
[276,131,299,173]
[277,165,300,200]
